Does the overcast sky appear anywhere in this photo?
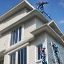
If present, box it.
[0,0,64,33]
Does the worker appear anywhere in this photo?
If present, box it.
[40,48,47,64]
[37,1,48,10]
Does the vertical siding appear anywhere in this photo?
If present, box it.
[4,54,10,64]
[0,8,28,31]
[24,18,36,39]
[35,18,44,29]
[29,44,36,64]
[0,33,10,52]
[46,33,64,64]
[28,33,45,64]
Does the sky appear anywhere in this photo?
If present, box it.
[0,0,64,33]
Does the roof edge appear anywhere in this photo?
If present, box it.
[48,20,63,36]
[0,0,35,22]
[31,24,64,46]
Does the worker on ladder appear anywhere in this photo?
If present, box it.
[52,44,61,64]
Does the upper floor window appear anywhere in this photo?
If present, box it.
[10,27,22,46]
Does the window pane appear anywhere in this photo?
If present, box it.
[18,51,20,64]
[21,49,23,64]
[18,47,27,64]
[10,26,22,46]
[38,45,40,60]
[15,29,18,43]
[10,31,15,45]
[13,31,15,44]
[24,48,27,64]
[10,53,16,64]
[19,27,21,41]
[38,44,42,60]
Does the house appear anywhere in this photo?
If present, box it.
[0,0,64,64]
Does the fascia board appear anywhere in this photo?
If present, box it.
[48,20,63,36]
[0,9,49,35]
[0,0,34,22]
[31,24,64,46]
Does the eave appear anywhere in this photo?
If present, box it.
[31,24,64,46]
[0,9,49,35]
[48,20,63,37]
[0,0,35,22]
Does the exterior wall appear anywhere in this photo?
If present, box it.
[4,54,10,64]
[24,17,44,39]
[0,32,10,52]
[0,16,44,64]
[0,16,44,53]
[35,18,44,29]
[24,18,36,40]
[28,33,47,64]
[46,33,64,64]
[0,8,29,31]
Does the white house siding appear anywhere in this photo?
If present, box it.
[28,33,46,64]
[0,33,10,52]
[35,18,44,29]
[24,17,44,40]
[0,8,29,31]
[4,54,10,64]
[46,33,64,64]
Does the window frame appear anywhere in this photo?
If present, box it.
[10,52,16,64]
[10,47,27,64]
[10,24,24,46]
[36,44,43,61]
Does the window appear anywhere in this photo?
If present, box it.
[10,27,22,46]
[10,53,16,64]
[37,44,42,60]
[10,47,27,64]
[37,44,47,64]
[18,47,27,64]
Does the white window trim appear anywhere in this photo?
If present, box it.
[9,24,24,47]
[22,24,24,41]
[9,46,27,64]
[8,33,11,48]
[27,46,29,64]
[16,51,18,64]
[35,43,43,62]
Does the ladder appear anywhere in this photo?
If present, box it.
[51,42,63,64]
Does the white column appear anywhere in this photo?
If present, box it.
[27,46,29,64]
[16,52,18,64]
